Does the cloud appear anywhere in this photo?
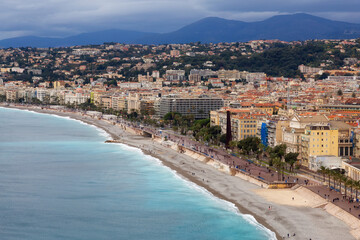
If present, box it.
[0,0,359,39]
[201,0,360,13]
[313,11,360,24]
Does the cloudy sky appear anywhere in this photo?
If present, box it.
[1,0,360,39]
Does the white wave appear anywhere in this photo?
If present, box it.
[114,143,143,153]
[112,141,277,239]
[143,154,166,166]
[1,107,112,140]
[242,214,277,240]
[47,114,112,140]
[114,143,164,166]
[96,128,111,138]
[7,105,272,239]
[174,173,277,239]
[0,106,42,115]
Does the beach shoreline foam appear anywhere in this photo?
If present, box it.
[2,104,358,240]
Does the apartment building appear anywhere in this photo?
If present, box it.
[127,92,155,114]
[90,90,106,106]
[170,50,180,57]
[282,114,329,157]
[319,104,360,112]
[342,161,360,181]
[301,124,339,167]
[298,64,322,74]
[231,102,275,115]
[64,92,89,105]
[246,72,266,82]
[217,70,240,81]
[158,95,224,119]
[100,96,112,109]
[330,121,354,157]
[36,89,48,102]
[111,96,128,111]
[5,89,18,102]
[267,119,289,147]
[211,109,267,141]
[165,70,185,81]
[231,116,259,141]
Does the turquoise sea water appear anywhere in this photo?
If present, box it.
[0,107,275,240]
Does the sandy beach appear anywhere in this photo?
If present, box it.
[3,104,360,240]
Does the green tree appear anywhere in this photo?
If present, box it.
[272,157,284,181]
[318,166,327,182]
[348,179,354,198]
[257,143,265,159]
[330,170,337,189]
[237,137,261,155]
[164,112,181,121]
[191,118,210,138]
[219,134,227,144]
[336,172,343,193]
[337,89,343,96]
[344,176,350,197]
[267,144,287,164]
[229,140,238,150]
[284,152,299,172]
[325,168,331,187]
[354,181,360,200]
[315,72,329,80]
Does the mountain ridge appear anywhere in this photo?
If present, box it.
[1,13,360,48]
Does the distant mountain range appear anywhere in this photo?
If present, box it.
[1,13,360,48]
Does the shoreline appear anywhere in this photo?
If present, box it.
[2,104,358,240]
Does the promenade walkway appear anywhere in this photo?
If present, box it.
[142,125,316,186]
[307,185,360,219]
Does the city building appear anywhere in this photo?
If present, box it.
[158,95,224,119]
[301,124,339,167]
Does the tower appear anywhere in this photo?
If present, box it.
[226,110,232,147]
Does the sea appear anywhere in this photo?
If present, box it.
[0,107,276,240]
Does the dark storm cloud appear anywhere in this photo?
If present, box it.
[202,0,360,12]
[0,0,359,39]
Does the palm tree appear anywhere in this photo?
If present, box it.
[334,172,340,192]
[344,176,349,198]
[318,166,327,182]
[325,168,331,187]
[337,172,343,194]
[330,170,337,189]
[229,140,238,150]
[272,157,283,181]
[347,179,354,199]
[257,143,265,160]
[353,181,359,201]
